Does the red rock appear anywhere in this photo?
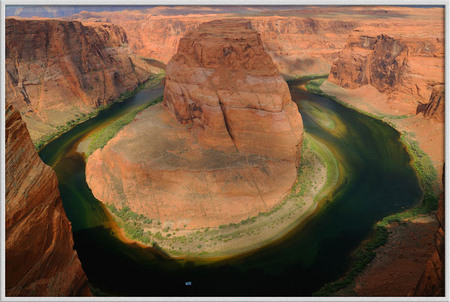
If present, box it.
[328,26,444,115]
[417,85,445,122]
[69,13,358,76]
[164,19,303,164]
[5,18,157,142]
[86,19,303,229]
[413,168,445,296]
[5,104,90,296]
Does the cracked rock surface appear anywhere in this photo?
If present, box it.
[86,19,303,229]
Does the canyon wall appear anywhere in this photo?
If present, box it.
[328,25,444,115]
[413,169,445,296]
[5,18,157,142]
[86,19,303,229]
[5,104,90,296]
[69,12,358,76]
[417,85,445,122]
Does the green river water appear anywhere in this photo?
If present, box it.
[38,78,423,296]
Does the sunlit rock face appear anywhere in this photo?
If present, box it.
[164,19,303,165]
[5,18,155,142]
[86,19,303,229]
[328,27,444,115]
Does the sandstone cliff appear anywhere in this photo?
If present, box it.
[5,18,156,142]
[69,12,358,76]
[328,26,444,115]
[413,168,445,296]
[417,85,445,123]
[5,104,90,296]
[68,6,444,81]
[86,19,303,229]
[163,19,303,164]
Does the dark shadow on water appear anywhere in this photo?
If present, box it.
[40,80,423,296]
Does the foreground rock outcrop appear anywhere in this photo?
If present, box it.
[6,104,90,296]
[86,20,303,229]
[413,168,445,296]
[5,18,157,142]
[417,85,445,122]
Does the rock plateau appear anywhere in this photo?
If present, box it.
[5,104,90,296]
[86,19,303,229]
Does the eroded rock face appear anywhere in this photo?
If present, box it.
[417,85,445,122]
[86,20,303,229]
[5,104,90,296]
[69,12,358,76]
[413,168,445,296]
[330,34,407,92]
[328,28,444,115]
[5,18,157,142]
[164,19,303,165]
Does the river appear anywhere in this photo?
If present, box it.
[38,78,423,296]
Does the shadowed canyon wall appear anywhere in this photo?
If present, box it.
[417,85,445,123]
[5,18,156,142]
[413,169,445,296]
[5,104,90,296]
[86,19,303,229]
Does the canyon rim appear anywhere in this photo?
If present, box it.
[3,4,446,299]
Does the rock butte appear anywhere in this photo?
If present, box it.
[5,18,160,142]
[86,19,303,229]
[5,104,90,296]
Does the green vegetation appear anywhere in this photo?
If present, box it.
[86,95,163,157]
[306,76,440,296]
[106,204,152,244]
[306,134,340,202]
[34,73,165,150]
[313,226,389,296]
[378,135,439,227]
[304,77,327,93]
[285,74,329,83]
[102,133,338,257]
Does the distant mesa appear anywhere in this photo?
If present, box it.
[86,19,303,229]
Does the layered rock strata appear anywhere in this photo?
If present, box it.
[5,104,90,296]
[417,85,445,122]
[5,18,157,142]
[86,20,303,229]
[328,27,444,115]
[69,12,358,76]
